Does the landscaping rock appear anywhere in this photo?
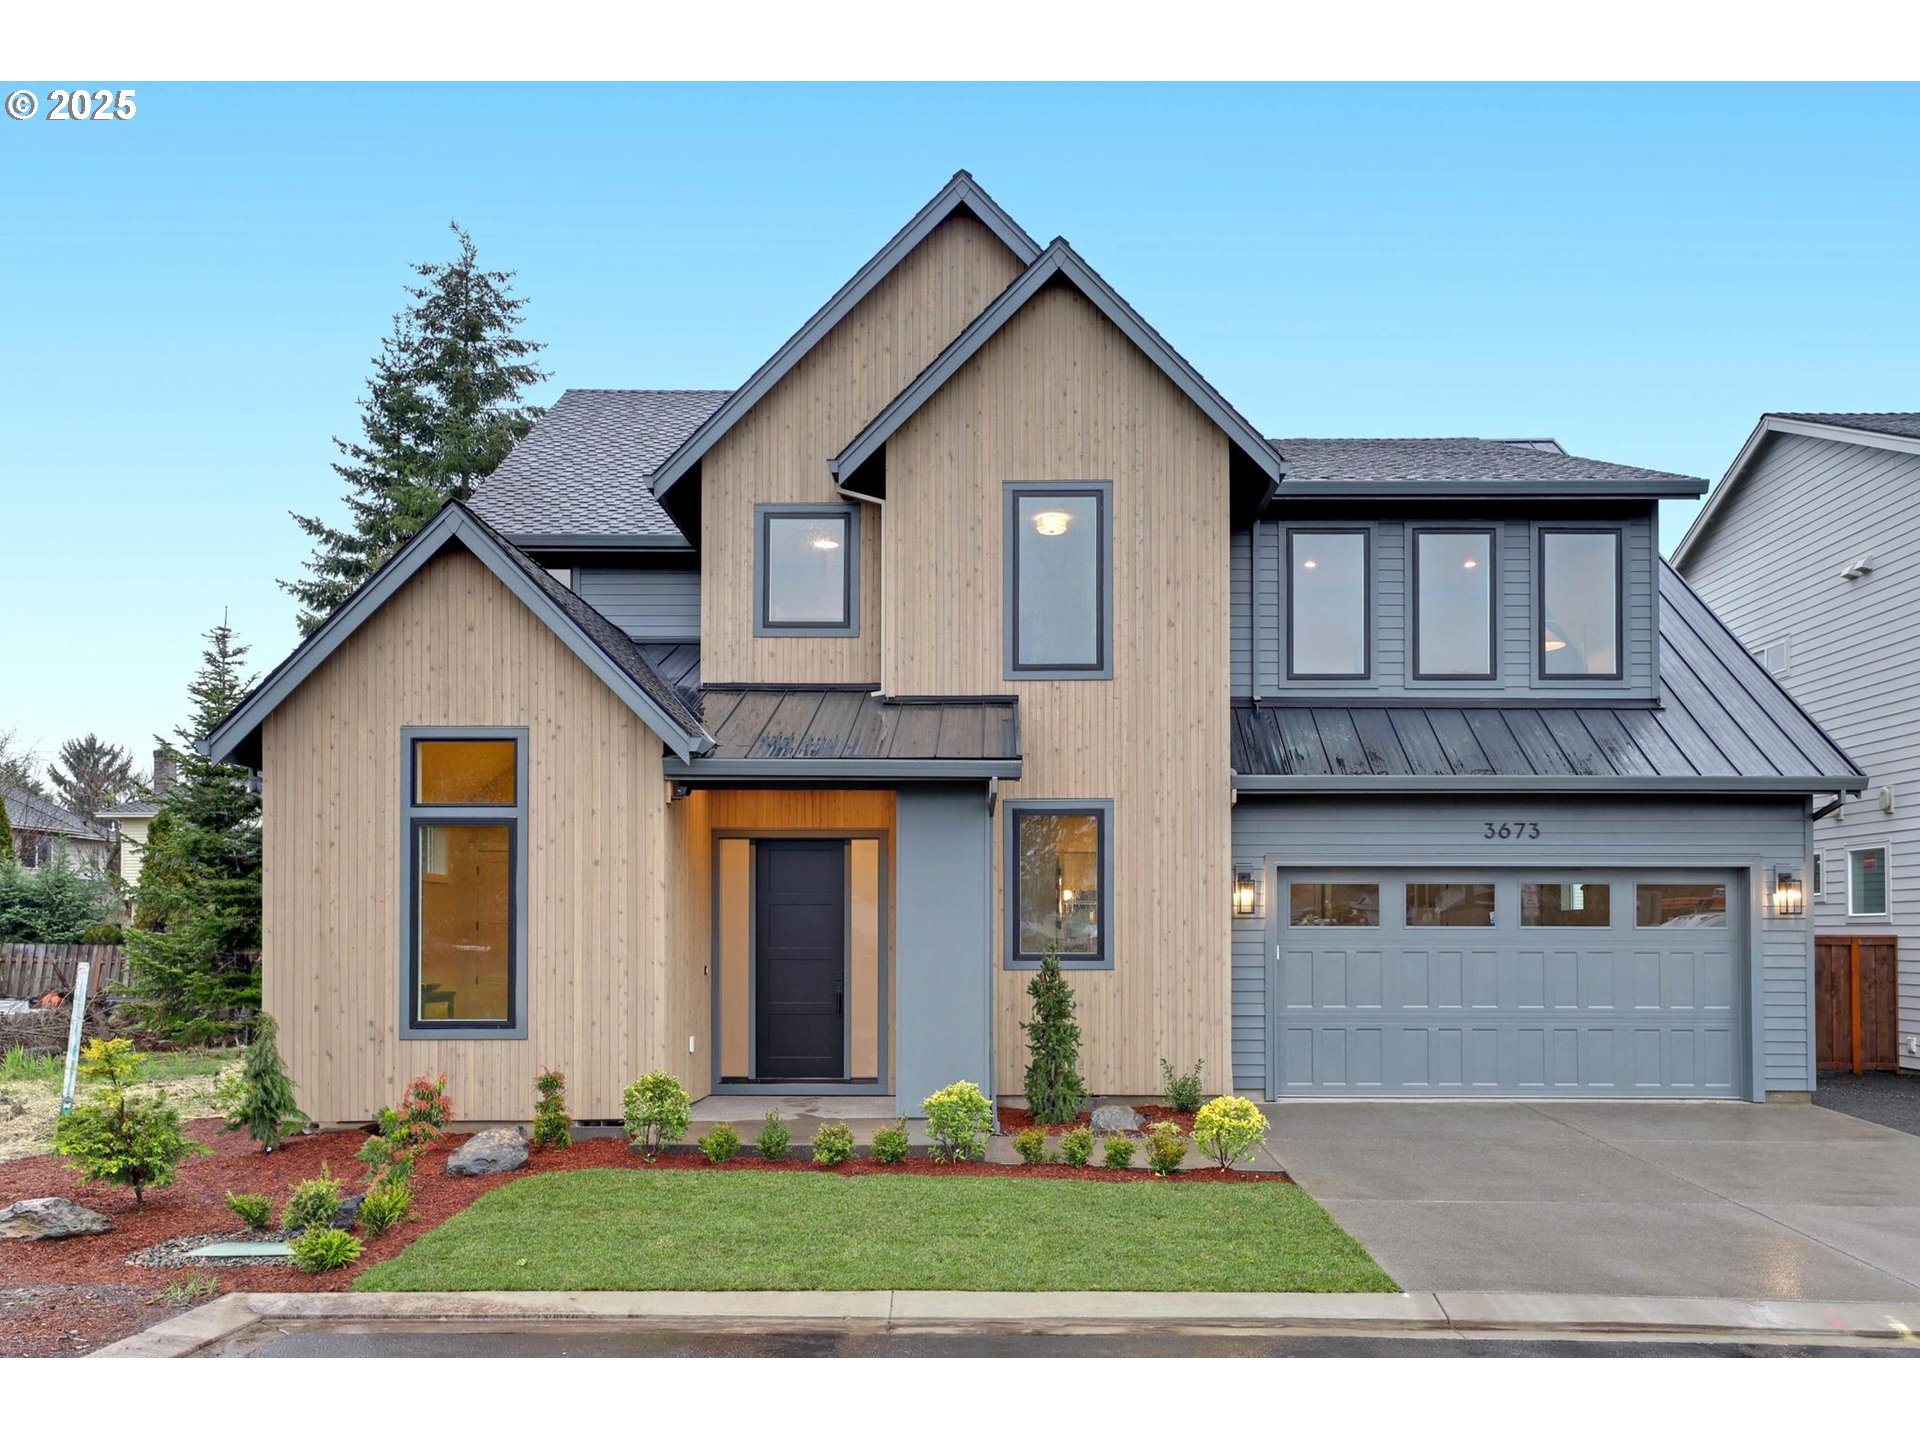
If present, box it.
[0,1197,114,1241]
[1090,1104,1143,1134]
[446,1127,528,1176]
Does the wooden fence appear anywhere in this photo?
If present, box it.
[1814,934,1900,1073]
[0,944,130,999]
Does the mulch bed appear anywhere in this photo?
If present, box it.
[996,1104,1197,1136]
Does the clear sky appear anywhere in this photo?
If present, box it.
[4,82,1918,776]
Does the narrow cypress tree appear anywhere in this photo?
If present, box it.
[1021,947,1088,1124]
[220,1012,307,1151]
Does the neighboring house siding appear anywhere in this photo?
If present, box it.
[882,281,1234,1095]
[261,549,673,1124]
[116,816,152,887]
[1230,795,1816,1097]
[1682,430,1920,1070]
[699,213,1028,685]
[574,565,701,641]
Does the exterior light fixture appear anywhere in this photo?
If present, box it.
[1232,867,1259,918]
[1032,509,1073,537]
[1774,869,1805,918]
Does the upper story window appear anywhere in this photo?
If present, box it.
[1413,528,1495,679]
[1539,529,1623,679]
[1004,482,1112,679]
[1288,529,1369,679]
[755,504,859,637]
[1849,845,1889,918]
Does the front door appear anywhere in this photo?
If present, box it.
[755,840,847,1079]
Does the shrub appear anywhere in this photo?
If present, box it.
[1058,1126,1093,1168]
[1012,1127,1051,1165]
[158,1271,218,1307]
[357,1180,415,1239]
[922,1080,993,1163]
[397,1072,453,1141]
[755,1111,791,1161]
[52,1038,206,1203]
[1144,1121,1188,1177]
[225,1192,274,1230]
[870,1120,910,1165]
[812,1121,857,1167]
[1102,1136,1136,1169]
[218,1013,308,1152]
[1020,948,1087,1125]
[1160,1058,1206,1114]
[356,1127,415,1186]
[290,1226,362,1275]
[281,1163,345,1232]
[699,1123,742,1165]
[623,1070,692,1156]
[80,921,125,945]
[532,1070,572,1151]
[1191,1095,1270,1171]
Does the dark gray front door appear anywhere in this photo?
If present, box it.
[755,840,847,1079]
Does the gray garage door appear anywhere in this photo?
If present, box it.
[1275,869,1744,1096]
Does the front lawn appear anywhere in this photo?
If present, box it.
[355,1169,1396,1293]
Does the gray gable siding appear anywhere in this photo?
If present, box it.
[574,565,701,642]
[1232,509,1658,700]
[1680,430,1920,1068]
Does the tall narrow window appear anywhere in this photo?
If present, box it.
[1288,529,1369,678]
[1005,484,1111,678]
[1849,846,1889,918]
[1006,802,1111,968]
[403,732,525,1036]
[1540,529,1623,678]
[756,505,858,635]
[1413,529,1494,679]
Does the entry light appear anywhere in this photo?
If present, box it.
[1774,869,1805,918]
[1032,509,1073,537]
[1232,867,1259,918]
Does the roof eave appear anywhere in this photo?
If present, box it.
[1231,773,1865,796]
[503,532,693,553]
[1275,478,1708,501]
[663,757,1022,782]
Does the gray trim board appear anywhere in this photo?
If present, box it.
[753,503,861,638]
[895,784,996,1111]
[1003,482,1113,681]
[1003,798,1115,971]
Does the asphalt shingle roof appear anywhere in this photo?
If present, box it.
[2,784,108,840]
[1269,437,1707,489]
[1772,412,1920,442]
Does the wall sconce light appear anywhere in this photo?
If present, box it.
[1232,867,1259,918]
[1774,869,1805,918]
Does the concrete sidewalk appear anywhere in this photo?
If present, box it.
[96,1288,1920,1357]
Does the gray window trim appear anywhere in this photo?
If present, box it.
[1003,482,1114,681]
[1004,798,1114,970]
[1536,525,1625,682]
[1285,525,1372,681]
[1847,842,1891,919]
[398,726,529,1040]
[1410,525,1498,682]
[754,503,860,637]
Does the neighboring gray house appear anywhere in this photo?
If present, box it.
[2,784,112,874]
[1675,412,1920,1073]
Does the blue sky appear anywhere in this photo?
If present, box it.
[4,82,1918,774]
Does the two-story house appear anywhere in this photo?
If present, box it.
[1675,412,1920,1074]
[206,175,1861,1125]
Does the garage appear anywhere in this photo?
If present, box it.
[1272,867,1744,1096]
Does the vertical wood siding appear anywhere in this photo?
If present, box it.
[882,283,1234,1095]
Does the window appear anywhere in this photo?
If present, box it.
[1813,852,1825,899]
[1004,483,1111,678]
[1006,802,1111,968]
[1849,846,1889,917]
[403,731,526,1036]
[1288,529,1370,678]
[1289,883,1379,927]
[1413,529,1494,679]
[755,505,858,636]
[1405,882,1496,926]
[1750,638,1791,678]
[1539,529,1623,678]
[1521,881,1612,927]
[545,566,573,590]
[1635,883,1726,928]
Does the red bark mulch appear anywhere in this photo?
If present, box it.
[996,1104,1197,1136]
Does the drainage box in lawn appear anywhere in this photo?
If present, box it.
[186,1241,294,1259]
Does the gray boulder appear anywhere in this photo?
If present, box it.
[0,1197,114,1241]
[446,1127,528,1177]
[1090,1104,1143,1134]
[333,1193,365,1230]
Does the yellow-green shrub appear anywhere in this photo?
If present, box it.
[1191,1095,1269,1171]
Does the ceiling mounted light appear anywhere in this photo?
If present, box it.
[1032,510,1072,537]
[1302,559,1318,570]
[1462,558,1479,569]
[811,534,841,551]
[1544,638,1567,651]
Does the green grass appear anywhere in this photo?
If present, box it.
[355,1169,1397,1294]
[0,1044,240,1087]
[1,1046,62,1083]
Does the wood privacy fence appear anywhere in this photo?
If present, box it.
[0,944,129,999]
[1814,934,1899,1073]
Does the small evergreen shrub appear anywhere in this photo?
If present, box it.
[755,1111,792,1161]
[359,1072,454,1184]
[281,1163,344,1232]
[812,1121,857,1167]
[356,1180,415,1239]
[1159,1058,1206,1114]
[1058,1126,1094,1168]
[1021,948,1087,1125]
[922,1080,993,1163]
[870,1120,910,1165]
[225,1192,273,1230]
[699,1123,742,1165]
[623,1070,692,1155]
[1102,1136,1136,1169]
[532,1070,572,1150]
[1012,1127,1050,1165]
[1191,1095,1270,1171]
[1144,1121,1188,1177]
[290,1226,362,1274]
[217,1012,308,1151]
[52,1038,206,1204]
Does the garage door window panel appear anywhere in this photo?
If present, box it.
[1635,883,1726,928]
[1521,881,1612,927]
[1289,883,1378,927]
[1405,882,1496,927]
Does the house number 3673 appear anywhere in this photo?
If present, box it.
[1483,821,1541,840]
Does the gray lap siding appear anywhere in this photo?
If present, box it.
[1230,795,1815,1099]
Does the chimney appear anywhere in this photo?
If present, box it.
[152,747,177,797]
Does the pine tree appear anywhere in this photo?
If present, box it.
[219,1012,307,1151]
[48,734,139,825]
[123,616,263,1042]
[283,223,547,634]
[1021,947,1088,1124]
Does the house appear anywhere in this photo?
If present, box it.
[1674,412,1920,1073]
[205,174,1861,1124]
[97,750,175,888]
[2,784,112,874]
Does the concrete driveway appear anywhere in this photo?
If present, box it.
[1266,1100,1920,1301]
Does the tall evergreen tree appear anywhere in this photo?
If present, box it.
[123,616,263,1043]
[49,734,139,825]
[283,223,548,633]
